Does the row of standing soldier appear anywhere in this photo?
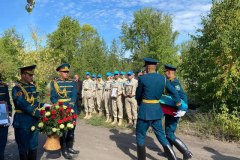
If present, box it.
[82,70,138,127]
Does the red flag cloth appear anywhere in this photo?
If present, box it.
[161,104,177,116]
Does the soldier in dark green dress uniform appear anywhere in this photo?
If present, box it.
[164,64,193,160]
[12,65,45,160]
[136,58,183,160]
[50,63,79,159]
[0,75,12,160]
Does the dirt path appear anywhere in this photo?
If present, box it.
[5,120,240,160]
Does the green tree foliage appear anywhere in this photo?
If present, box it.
[181,0,240,111]
[47,16,81,63]
[121,8,179,71]
[0,29,24,81]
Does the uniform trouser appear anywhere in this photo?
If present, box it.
[104,91,111,116]
[125,97,138,121]
[60,127,75,149]
[136,119,170,147]
[112,95,123,119]
[14,128,38,160]
[0,127,8,159]
[165,115,179,141]
[96,90,103,112]
[76,98,83,114]
[83,95,94,113]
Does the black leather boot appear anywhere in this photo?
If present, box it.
[0,154,4,160]
[27,149,37,160]
[171,138,193,160]
[19,152,28,160]
[163,145,177,160]
[137,145,146,160]
[67,141,79,154]
[61,147,72,159]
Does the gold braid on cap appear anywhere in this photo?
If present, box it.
[17,84,35,105]
[53,80,67,98]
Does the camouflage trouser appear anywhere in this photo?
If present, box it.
[96,90,103,112]
[125,97,138,120]
[83,91,94,113]
[104,90,112,116]
[112,95,123,119]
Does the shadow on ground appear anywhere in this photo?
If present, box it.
[203,146,240,160]
[109,128,164,160]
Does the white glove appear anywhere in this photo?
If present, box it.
[173,110,186,117]
[43,103,51,107]
[4,116,13,127]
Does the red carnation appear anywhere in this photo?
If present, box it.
[63,117,67,122]
[42,117,48,123]
[72,114,77,119]
[67,116,72,121]
[45,106,50,111]
[40,110,46,115]
[57,119,63,124]
[58,102,64,106]
[51,115,56,119]
[51,110,57,115]
[73,121,76,126]
[59,107,64,111]
[66,108,71,114]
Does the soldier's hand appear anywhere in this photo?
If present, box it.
[4,116,13,127]
[173,110,186,117]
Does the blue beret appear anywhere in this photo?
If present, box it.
[164,64,177,71]
[86,72,91,75]
[143,58,159,65]
[113,70,119,75]
[106,72,111,77]
[19,65,36,75]
[127,71,133,76]
[92,74,96,78]
[120,71,126,75]
[97,74,102,78]
[56,63,70,72]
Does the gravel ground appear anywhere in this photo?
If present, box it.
[4,119,240,160]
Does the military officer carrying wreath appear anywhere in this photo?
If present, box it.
[0,74,12,160]
[136,58,184,160]
[164,64,193,160]
[12,65,45,160]
[50,63,79,159]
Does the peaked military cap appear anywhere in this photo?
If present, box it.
[164,64,177,71]
[143,58,159,66]
[86,72,91,75]
[113,70,119,75]
[120,71,126,75]
[56,63,70,72]
[97,74,102,78]
[19,65,36,75]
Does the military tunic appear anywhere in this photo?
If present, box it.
[0,81,12,159]
[165,78,188,141]
[12,81,44,158]
[135,73,182,147]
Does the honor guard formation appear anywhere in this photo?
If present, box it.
[0,57,192,160]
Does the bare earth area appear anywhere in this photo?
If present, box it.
[5,119,240,160]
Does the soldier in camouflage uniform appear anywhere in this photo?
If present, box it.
[103,72,112,122]
[82,72,95,119]
[96,74,104,116]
